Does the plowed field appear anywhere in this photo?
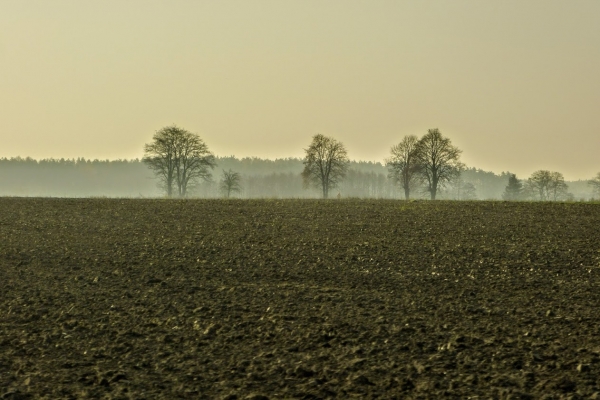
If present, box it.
[1,198,600,399]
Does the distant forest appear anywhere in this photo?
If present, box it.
[0,156,594,200]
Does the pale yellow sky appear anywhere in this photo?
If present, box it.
[1,1,599,180]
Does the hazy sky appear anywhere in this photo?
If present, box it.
[1,1,599,180]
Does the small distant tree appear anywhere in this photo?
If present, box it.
[143,125,216,197]
[220,169,242,198]
[589,172,600,198]
[548,171,568,201]
[452,181,477,200]
[414,128,463,200]
[302,134,349,199]
[440,170,477,200]
[526,170,569,201]
[386,135,422,200]
[526,170,552,200]
[503,174,523,200]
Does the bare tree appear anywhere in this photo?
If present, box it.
[143,128,177,197]
[386,135,422,200]
[526,170,569,201]
[414,128,463,200]
[302,134,349,199]
[526,170,552,200]
[589,172,600,198]
[143,125,216,197]
[459,182,478,200]
[548,171,569,201]
[446,175,477,200]
[220,169,242,198]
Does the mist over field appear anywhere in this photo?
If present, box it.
[0,156,595,200]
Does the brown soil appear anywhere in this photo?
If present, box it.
[1,199,600,399]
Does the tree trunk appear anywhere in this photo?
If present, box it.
[430,175,438,200]
[430,182,437,200]
[166,173,174,197]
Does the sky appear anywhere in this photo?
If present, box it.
[1,1,599,180]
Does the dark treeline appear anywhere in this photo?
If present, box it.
[1,156,594,199]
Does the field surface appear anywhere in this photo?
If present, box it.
[1,198,600,399]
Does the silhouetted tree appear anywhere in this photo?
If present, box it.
[503,174,523,200]
[143,125,216,197]
[302,134,349,199]
[386,135,422,200]
[414,128,463,200]
[548,171,569,201]
[437,169,477,200]
[589,172,600,198]
[526,170,569,201]
[220,169,242,198]
[525,170,552,200]
[450,179,477,200]
[459,182,478,200]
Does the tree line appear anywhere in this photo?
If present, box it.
[143,126,464,200]
[143,125,600,200]
[0,126,597,199]
[504,171,571,201]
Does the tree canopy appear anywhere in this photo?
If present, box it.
[503,174,523,201]
[414,129,463,200]
[386,135,422,200]
[220,169,242,198]
[525,170,569,201]
[143,125,216,197]
[301,134,349,199]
